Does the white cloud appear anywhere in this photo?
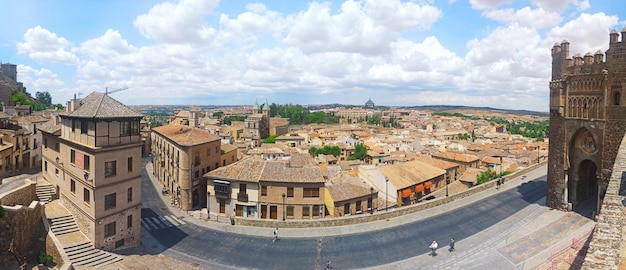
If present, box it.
[16,26,79,65]
[530,0,589,13]
[483,7,562,29]
[546,12,619,55]
[469,0,514,10]
[134,0,219,44]
[363,0,442,32]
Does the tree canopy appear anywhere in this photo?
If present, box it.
[348,144,367,160]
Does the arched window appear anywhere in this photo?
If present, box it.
[614,92,621,105]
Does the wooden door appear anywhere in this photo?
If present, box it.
[270,205,278,219]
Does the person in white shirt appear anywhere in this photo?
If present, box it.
[429,240,438,256]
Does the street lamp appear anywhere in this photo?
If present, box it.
[370,187,374,214]
[207,191,210,219]
[537,146,540,164]
[385,177,389,211]
[446,176,449,197]
[282,193,286,221]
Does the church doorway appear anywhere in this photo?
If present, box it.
[571,159,597,216]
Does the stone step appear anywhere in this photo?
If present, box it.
[51,226,79,235]
[49,216,79,235]
[73,251,111,265]
[83,253,123,267]
[68,249,100,261]
[63,242,92,253]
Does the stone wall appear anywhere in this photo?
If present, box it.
[60,194,95,244]
[0,180,37,206]
[235,162,547,228]
[581,134,626,269]
[0,201,46,265]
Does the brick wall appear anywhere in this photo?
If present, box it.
[235,162,546,228]
[581,134,626,269]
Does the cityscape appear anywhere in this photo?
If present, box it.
[1,1,626,270]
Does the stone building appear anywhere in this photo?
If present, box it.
[151,124,221,211]
[40,92,143,250]
[547,29,626,213]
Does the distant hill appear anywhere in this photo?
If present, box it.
[401,105,548,117]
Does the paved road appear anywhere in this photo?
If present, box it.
[139,158,557,270]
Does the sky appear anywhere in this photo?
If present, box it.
[0,0,624,112]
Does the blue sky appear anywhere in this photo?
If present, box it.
[0,0,624,112]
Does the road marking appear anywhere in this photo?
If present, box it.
[164,215,179,226]
[151,217,166,228]
[159,216,173,227]
[141,219,151,230]
[170,215,186,225]
[143,217,159,230]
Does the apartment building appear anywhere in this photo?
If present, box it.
[151,124,221,211]
[40,92,143,250]
[205,155,326,220]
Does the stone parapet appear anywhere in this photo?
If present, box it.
[582,135,626,269]
[0,179,36,206]
[0,201,45,265]
[235,162,547,228]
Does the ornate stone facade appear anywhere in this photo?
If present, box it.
[547,29,626,211]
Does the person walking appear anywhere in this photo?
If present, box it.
[273,228,279,242]
[326,260,332,270]
[429,240,438,256]
[449,238,455,252]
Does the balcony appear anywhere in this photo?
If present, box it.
[237,193,248,202]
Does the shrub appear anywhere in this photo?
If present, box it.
[38,251,53,265]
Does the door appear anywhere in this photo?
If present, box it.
[270,205,278,219]
[261,204,267,219]
[219,199,226,213]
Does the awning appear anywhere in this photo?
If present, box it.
[213,179,231,185]
[401,189,412,198]
[423,181,433,189]
[414,184,424,193]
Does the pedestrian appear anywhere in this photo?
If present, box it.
[326,260,332,270]
[429,240,438,256]
[449,238,455,252]
[496,178,500,190]
[273,228,279,242]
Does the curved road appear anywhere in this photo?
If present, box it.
[140,159,547,270]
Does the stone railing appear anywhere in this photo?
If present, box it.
[234,161,548,228]
[581,135,626,269]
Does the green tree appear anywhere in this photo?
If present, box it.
[35,91,52,106]
[264,135,278,143]
[212,111,224,118]
[348,144,367,160]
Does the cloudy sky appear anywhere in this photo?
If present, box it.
[0,0,623,111]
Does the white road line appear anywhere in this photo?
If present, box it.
[163,215,179,226]
[143,218,159,230]
[170,215,186,225]
[140,219,151,230]
[150,217,166,229]
[159,216,173,227]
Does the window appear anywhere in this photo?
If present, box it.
[302,206,310,218]
[127,215,133,229]
[215,162,218,169]
[214,183,229,194]
[84,155,90,171]
[44,138,47,148]
[105,193,116,210]
[127,157,133,172]
[207,149,211,156]
[194,171,199,178]
[286,206,294,219]
[287,187,294,198]
[70,150,76,164]
[120,121,130,136]
[55,168,59,175]
[44,161,47,172]
[313,205,320,217]
[239,183,246,194]
[70,180,76,194]
[104,222,116,237]
[303,188,319,198]
[84,188,90,204]
[344,203,350,215]
[127,187,133,202]
[356,200,361,212]
[33,138,37,149]
[368,197,373,210]
[81,120,88,134]
[71,120,76,132]
[105,161,116,177]
[615,92,621,106]
[131,121,139,135]
[215,146,218,154]
[261,186,267,196]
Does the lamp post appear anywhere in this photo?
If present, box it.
[207,191,210,219]
[446,176,449,197]
[385,177,389,211]
[370,187,374,214]
[537,146,540,164]
[282,193,286,221]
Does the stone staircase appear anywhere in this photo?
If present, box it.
[63,241,123,267]
[48,215,80,236]
[36,184,55,203]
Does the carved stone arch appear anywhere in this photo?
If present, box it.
[567,127,600,209]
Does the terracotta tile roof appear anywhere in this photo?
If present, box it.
[220,143,238,153]
[328,173,372,202]
[37,119,61,134]
[379,160,445,189]
[432,152,479,163]
[205,155,324,184]
[459,170,481,184]
[65,92,143,119]
[247,147,285,155]
[153,124,220,146]
[289,153,316,168]
[481,156,502,164]
[415,156,460,170]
